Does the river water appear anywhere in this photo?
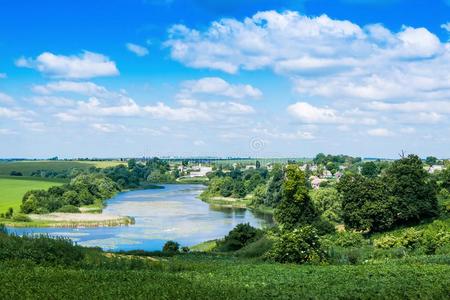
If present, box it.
[8,184,273,251]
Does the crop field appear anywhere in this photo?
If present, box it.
[0,178,62,212]
[0,256,448,299]
[0,160,124,176]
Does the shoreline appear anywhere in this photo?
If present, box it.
[199,193,274,214]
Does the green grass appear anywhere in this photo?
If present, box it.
[0,255,448,299]
[0,178,62,212]
[190,240,217,252]
[0,160,124,176]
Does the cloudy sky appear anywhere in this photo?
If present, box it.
[1,0,450,158]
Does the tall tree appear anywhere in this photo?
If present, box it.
[274,165,317,229]
[385,155,438,224]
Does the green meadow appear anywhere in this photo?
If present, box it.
[0,160,125,176]
[0,178,62,212]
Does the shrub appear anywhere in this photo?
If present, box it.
[217,223,261,251]
[163,241,180,253]
[57,205,81,213]
[235,235,274,258]
[312,218,336,235]
[9,171,23,176]
[12,214,31,222]
[334,232,365,248]
[267,226,324,264]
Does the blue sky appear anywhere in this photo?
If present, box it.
[0,0,450,158]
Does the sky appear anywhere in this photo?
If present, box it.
[0,0,450,159]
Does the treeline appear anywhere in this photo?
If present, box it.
[17,158,176,188]
[21,174,119,214]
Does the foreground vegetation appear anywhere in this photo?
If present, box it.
[0,223,448,299]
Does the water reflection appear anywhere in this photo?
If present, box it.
[8,184,273,251]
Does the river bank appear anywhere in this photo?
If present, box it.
[199,194,275,215]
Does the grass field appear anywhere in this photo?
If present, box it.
[0,178,62,212]
[0,160,125,176]
[1,255,448,299]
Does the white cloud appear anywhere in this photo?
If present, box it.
[193,140,205,146]
[179,77,262,99]
[367,128,394,137]
[91,123,126,133]
[166,10,450,129]
[126,43,149,57]
[16,51,119,79]
[442,22,450,33]
[0,128,16,135]
[0,92,14,105]
[32,81,116,97]
[165,11,444,74]
[31,96,76,107]
[288,102,343,124]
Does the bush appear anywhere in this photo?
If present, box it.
[163,241,180,253]
[9,171,23,176]
[57,205,81,213]
[267,226,324,264]
[0,232,85,266]
[12,214,31,222]
[334,232,365,248]
[235,235,274,258]
[217,223,261,251]
[312,218,336,235]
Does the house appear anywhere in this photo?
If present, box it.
[310,176,326,189]
[428,165,444,174]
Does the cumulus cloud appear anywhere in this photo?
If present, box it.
[91,123,127,133]
[287,102,376,125]
[126,43,149,57]
[178,77,262,99]
[367,128,394,137]
[16,51,119,79]
[166,10,450,130]
[165,11,443,74]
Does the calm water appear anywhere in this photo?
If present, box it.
[8,184,273,251]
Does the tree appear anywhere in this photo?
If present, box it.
[255,160,261,169]
[274,165,318,229]
[361,161,379,178]
[163,240,180,253]
[384,155,438,225]
[268,226,324,264]
[218,223,260,251]
[311,188,342,223]
[127,158,137,169]
[265,164,283,207]
[63,190,79,206]
[337,174,394,232]
[425,156,438,166]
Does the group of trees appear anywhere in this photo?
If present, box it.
[100,158,174,188]
[338,155,439,233]
[204,165,269,199]
[21,174,119,214]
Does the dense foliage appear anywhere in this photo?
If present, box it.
[274,165,318,230]
[21,174,119,214]
[217,223,261,251]
[338,155,438,232]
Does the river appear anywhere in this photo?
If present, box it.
[8,184,273,251]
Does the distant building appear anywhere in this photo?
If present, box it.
[428,165,444,174]
[310,176,326,189]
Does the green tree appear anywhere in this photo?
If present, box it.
[361,161,379,178]
[425,156,438,166]
[268,226,324,264]
[265,164,283,207]
[338,174,394,232]
[163,240,180,253]
[384,155,438,225]
[311,188,342,223]
[274,165,318,229]
[218,223,260,251]
[62,190,79,206]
